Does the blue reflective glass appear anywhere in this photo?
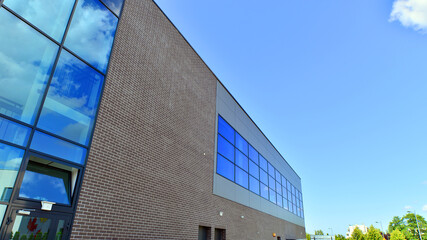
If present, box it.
[30,131,86,164]
[267,162,275,176]
[269,176,275,190]
[65,0,118,73]
[287,180,291,190]
[260,183,268,199]
[0,143,24,202]
[260,169,268,185]
[217,135,234,161]
[19,161,71,205]
[0,117,31,146]
[287,190,291,202]
[284,199,289,210]
[0,9,58,124]
[277,194,283,207]
[37,50,104,145]
[218,116,234,144]
[259,155,267,171]
[235,150,248,172]
[216,154,234,181]
[235,133,248,156]
[282,176,286,186]
[4,0,75,41]
[276,181,282,195]
[248,160,259,179]
[282,186,287,196]
[248,145,258,163]
[249,176,259,195]
[101,0,124,16]
[269,188,276,204]
[275,169,280,181]
[235,167,248,189]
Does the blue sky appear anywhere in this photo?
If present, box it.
[154,0,427,235]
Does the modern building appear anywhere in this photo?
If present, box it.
[0,0,305,239]
[346,225,368,238]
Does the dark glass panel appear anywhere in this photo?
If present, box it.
[0,143,24,202]
[235,149,248,172]
[269,188,276,204]
[19,161,71,205]
[0,117,31,146]
[277,194,283,207]
[235,167,248,189]
[235,133,248,156]
[37,50,104,145]
[260,183,268,199]
[268,176,275,190]
[30,131,87,164]
[249,176,259,195]
[65,0,118,73]
[217,135,234,162]
[101,0,124,15]
[55,220,65,240]
[259,155,267,171]
[267,162,275,176]
[4,0,75,41]
[260,169,268,185]
[218,116,234,144]
[0,9,58,124]
[216,154,234,181]
[248,160,259,179]
[248,145,258,163]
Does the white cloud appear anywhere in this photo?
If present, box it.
[404,205,412,210]
[422,180,427,185]
[423,205,427,211]
[390,0,427,33]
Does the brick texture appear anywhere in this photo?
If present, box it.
[70,0,305,239]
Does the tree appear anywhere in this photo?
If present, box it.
[390,229,406,240]
[316,230,325,235]
[336,234,346,240]
[307,233,311,240]
[388,212,427,240]
[366,225,382,240]
[351,227,366,240]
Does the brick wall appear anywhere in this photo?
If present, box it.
[70,0,305,239]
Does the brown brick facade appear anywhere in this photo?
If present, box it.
[70,0,305,239]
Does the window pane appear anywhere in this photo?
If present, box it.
[0,143,24,202]
[235,150,248,172]
[284,199,289,210]
[249,176,259,195]
[65,0,118,73]
[235,133,248,156]
[248,160,259,179]
[0,9,58,124]
[216,154,234,181]
[0,204,6,225]
[218,116,234,144]
[19,161,71,205]
[267,162,274,176]
[30,131,87,164]
[4,0,74,41]
[275,169,280,181]
[269,188,276,204]
[282,186,287,197]
[248,145,258,163]
[217,135,234,162]
[269,176,275,190]
[260,169,268,185]
[260,183,268,199]
[235,167,248,189]
[276,181,282,195]
[37,50,104,145]
[0,117,31,146]
[277,194,283,207]
[101,0,124,15]
[259,155,267,171]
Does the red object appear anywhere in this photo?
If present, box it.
[27,217,38,232]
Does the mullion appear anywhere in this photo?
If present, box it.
[99,0,120,18]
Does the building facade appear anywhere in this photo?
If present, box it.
[0,0,305,239]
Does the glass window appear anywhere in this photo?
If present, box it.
[269,188,276,204]
[282,186,287,196]
[235,150,248,172]
[277,194,283,207]
[0,204,6,226]
[10,215,52,239]
[30,131,87,164]
[248,160,259,179]
[0,143,24,202]
[282,176,286,186]
[217,135,234,162]
[249,176,259,195]
[259,155,267,171]
[0,117,31,146]
[260,183,268,199]
[276,181,282,195]
[235,167,248,189]
[267,162,274,176]
[216,154,234,181]
[260,170,268,185]
[0,9,58,124]
[287,180,291,190]
[101,0,125,16]
[218,116,234,144]
[248,145,258,163]
[269,176,275,190]
[235,133,248,156]
[19,160,71,205]
[275,169,280,181]
[4,0,75,42]
[37,50,104,145]
[65,0,118,73]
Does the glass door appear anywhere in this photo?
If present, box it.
[4,208,72,240]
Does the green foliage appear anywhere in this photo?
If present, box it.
[351,227,366,240]
[390,229,406,240]
[336,234,346,240]
[316,230,325,235]
[366,225,382,240]
[388,212,427,240]
[307,233,311,240]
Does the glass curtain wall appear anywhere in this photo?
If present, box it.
[0,0,124,235]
